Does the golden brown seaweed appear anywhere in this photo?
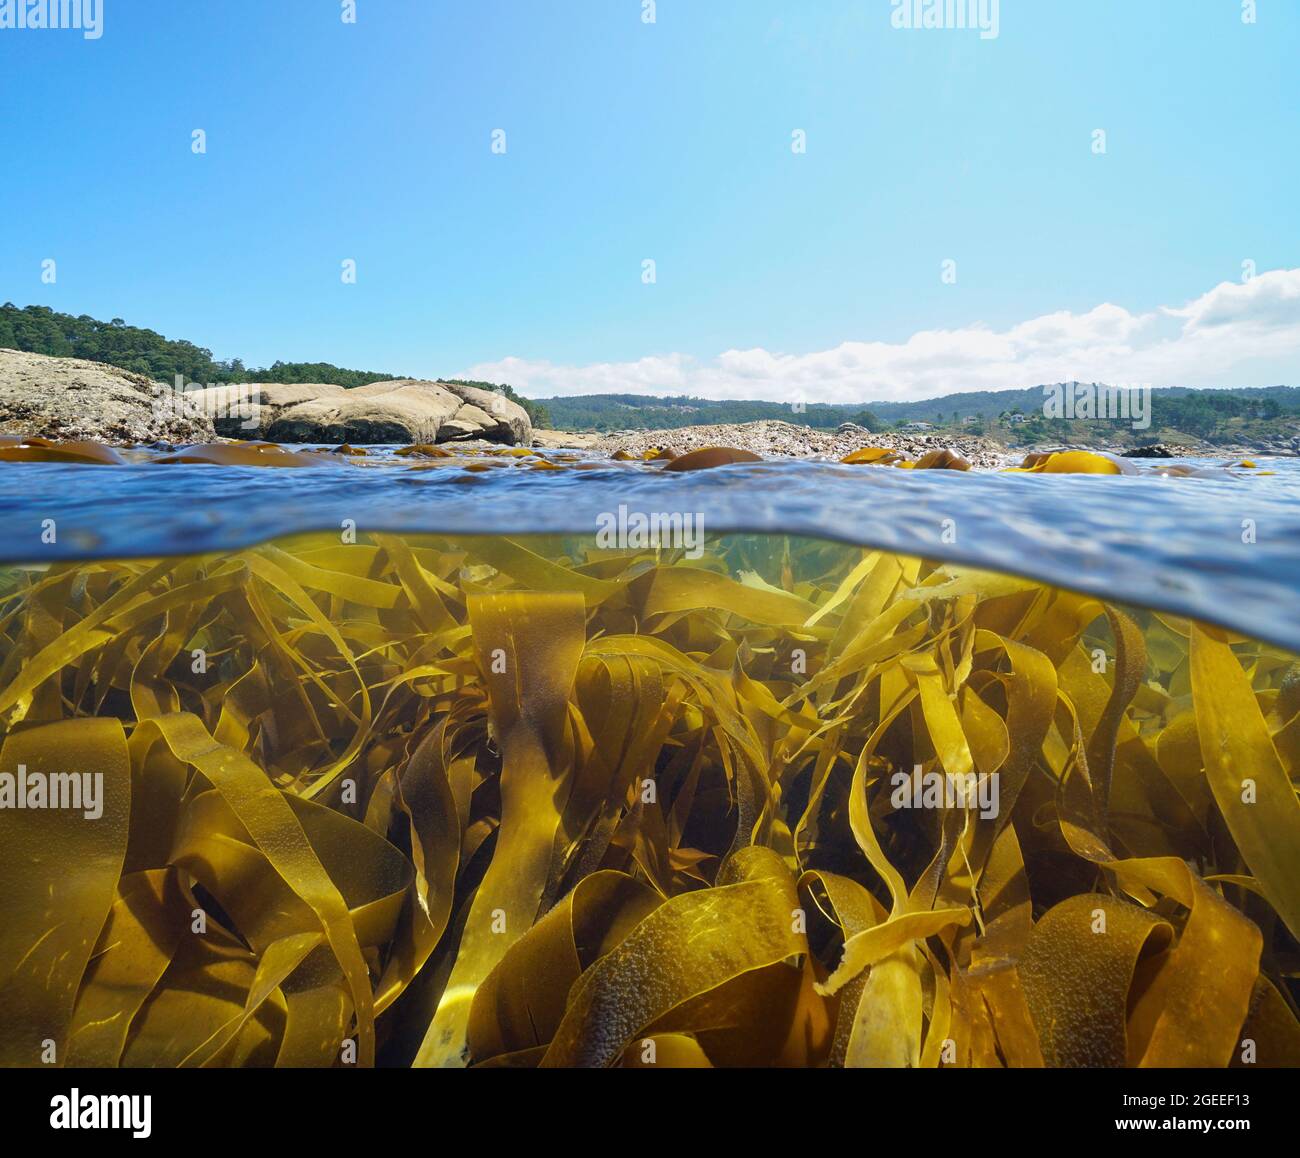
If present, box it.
[0,532,1295,1069]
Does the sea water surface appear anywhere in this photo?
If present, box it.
[1,452,1297,651]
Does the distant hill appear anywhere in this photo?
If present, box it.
[539,385,1300,445]
[540,394,884,433]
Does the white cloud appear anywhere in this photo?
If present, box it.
[460,268,1300,402]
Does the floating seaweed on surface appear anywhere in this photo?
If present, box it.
[1008,450,1132,475]
[0,437,129,465]
[842,447,905,466]
[662,447,765,471]
[0,531,1297,1069]
[0,435,1271,486]
[149,443,330,468]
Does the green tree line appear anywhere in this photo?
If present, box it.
[0,303,398,388]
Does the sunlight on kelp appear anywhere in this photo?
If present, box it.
[842,446,1118,474]
[0,533,1297,1068]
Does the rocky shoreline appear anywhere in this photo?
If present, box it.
[0,350,533,449]
[590,420,1014,467]
[4,349,1297,465]
[542,420,1293,467]
[0,349,216,445]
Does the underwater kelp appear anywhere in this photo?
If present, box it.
[0,532,1297,1068]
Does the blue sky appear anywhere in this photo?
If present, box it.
[1,0,1297,400]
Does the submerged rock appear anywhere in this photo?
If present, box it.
[267,379,532,446]
[0,349,215,445]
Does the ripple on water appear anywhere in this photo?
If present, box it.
[0,454,1297,651]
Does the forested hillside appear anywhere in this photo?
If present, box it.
[540,386,1300,434]
[542,395,883,432]
[0,303,397,388]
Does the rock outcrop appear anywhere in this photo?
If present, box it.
[188,382,348,438]
[1122,444,1176,459]
[0,349,215,445]
[267,380,531,446]
[531,429,601,450]
[0,356,532,447]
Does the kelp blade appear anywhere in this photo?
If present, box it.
[0,530,1296,1068]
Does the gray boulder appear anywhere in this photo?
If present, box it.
[0,349,214,445]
